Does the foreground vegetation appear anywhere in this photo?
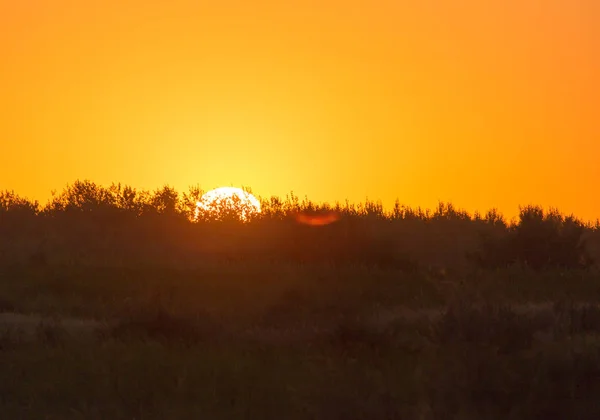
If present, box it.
[0,262,600,419]
[3,268,600,419]
[1,180,600,418]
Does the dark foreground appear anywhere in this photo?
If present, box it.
[2,262,600,419]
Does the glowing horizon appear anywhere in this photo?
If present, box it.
[1,1,598,222]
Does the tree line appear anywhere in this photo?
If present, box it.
[1,180,598,271]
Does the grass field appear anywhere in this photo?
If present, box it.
[2,262,600,419]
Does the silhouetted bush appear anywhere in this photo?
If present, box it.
[0,190,39,232]
[0,190,39,215]
[0,191,42,265]
[473,205,592,270]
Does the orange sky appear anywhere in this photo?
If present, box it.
[1,0,599,221]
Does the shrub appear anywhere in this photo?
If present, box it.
[474,205,591,270]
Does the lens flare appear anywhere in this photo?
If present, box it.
[294,210,340,226]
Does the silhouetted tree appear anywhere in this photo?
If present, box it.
[474,205,591,270]
[43,180,118,213]
[0,190,39,216]
[1,180,596,271]
[0,190,39,236]
[179,185,204,221]
[150,185,179,216]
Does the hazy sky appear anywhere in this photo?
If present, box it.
[1,0,599,220]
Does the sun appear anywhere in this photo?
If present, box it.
[195,187,261,222]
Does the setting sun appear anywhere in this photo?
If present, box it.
[195,187,261,222]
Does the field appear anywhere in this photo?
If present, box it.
[1,183,600,419]
[2,263,600,419]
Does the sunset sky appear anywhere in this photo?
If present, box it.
[1,0,599,220]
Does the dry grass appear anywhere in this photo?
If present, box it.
[3,295,600,419]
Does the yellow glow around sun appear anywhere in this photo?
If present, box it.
[195,187,261,222]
